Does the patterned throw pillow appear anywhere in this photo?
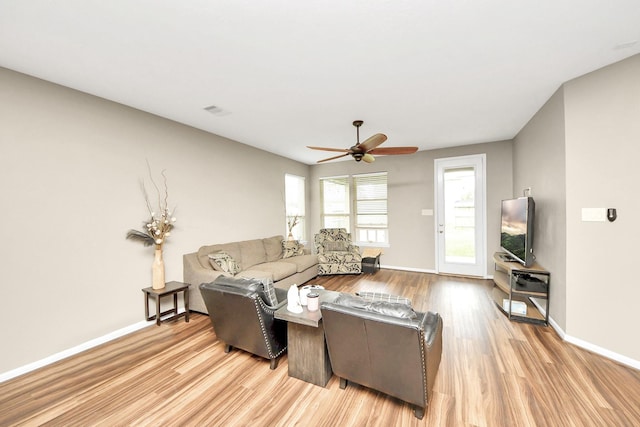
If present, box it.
[356,291,412,307]
[282,240,304,258]
[261,278,279,306]
[208,251,242,275]
[323,241,348,252]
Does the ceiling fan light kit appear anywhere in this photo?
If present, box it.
[307,120,418,163]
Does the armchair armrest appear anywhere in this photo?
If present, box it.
[421,311,442,349]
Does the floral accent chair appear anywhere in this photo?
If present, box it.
[314,228,362,275]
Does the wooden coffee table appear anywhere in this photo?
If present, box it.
[274,289,340,387]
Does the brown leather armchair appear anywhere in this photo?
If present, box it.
[199,276,288,369]
[321,295,443,419]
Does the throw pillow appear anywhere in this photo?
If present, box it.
[261,278,279,306]
[208,251,242,275]
[323,241,348,252]
[282,240,304,258]
[356,291,412,306]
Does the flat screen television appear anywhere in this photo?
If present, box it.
[500,196,535,267]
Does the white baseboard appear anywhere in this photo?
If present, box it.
[381,264,437,274]
[563,334,640,370]
[529,298,640,370]
[0,319,154,383]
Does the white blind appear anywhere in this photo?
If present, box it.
[321,176,349,214]
[355,172,387,227]
[285,174,306,240]
[320,176,350,230]
[285,174,305,216]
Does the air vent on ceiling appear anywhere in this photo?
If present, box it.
[204,105,231,116]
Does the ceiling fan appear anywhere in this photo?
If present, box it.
[307,120,418,163]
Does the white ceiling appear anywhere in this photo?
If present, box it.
[1,1,639,165]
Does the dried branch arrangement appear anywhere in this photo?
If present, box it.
[126,164,176,249]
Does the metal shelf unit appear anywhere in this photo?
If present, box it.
[491,252,550,326]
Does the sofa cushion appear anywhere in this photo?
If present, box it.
[208,251,242,275]
[318,251,362,263]
[239,239,268,269]
[198,242,241,269]
[334,294,418,319]
[263,235,284,262]
[280,254,318,273]
[282,240,304,258]
[246,261,297,281]
[237,269,274,282]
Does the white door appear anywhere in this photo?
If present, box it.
[435,155,486,277]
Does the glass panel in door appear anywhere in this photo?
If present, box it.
[443,167,476,264]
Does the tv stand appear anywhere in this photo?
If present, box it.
[491,252,550,326]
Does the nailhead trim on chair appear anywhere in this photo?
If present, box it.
[419,328,428,410]
[254,297,287,359]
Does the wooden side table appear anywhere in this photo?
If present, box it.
[142,281,190,326]
[274,290,341,387]
[361,248,382,274]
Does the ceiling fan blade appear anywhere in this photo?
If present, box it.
[368,146,418,155]
[317,153,350,163]
[357,133,387,152]
[362,153,376,163]
[307,146,350,153]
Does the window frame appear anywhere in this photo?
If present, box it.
[320,172,389,246]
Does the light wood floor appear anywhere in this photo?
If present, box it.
[2,270,640,426]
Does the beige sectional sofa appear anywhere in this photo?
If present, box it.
[183,235,318,313]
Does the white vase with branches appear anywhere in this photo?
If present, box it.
[287,214,299,241]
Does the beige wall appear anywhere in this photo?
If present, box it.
[4,53,638,376]
[310,140,513,274]
[513,88,567,329]
[0,68,309,374]
[563,54,640,361]
[512,54,640,363]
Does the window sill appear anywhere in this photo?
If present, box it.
[356,242,390,248]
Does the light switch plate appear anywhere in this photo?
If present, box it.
[421,209,433,216]
[582,208,606,222]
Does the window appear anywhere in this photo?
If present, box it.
[320,172,388,245]
[285,174,306,241]
[320,176,350,230]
